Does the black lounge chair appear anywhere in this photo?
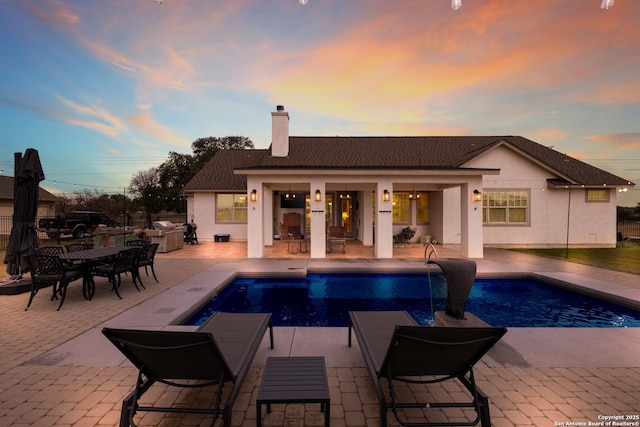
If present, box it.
[348,310,507,427]
[103,312,274,427]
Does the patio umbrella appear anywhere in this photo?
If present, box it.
[3,148,45,278]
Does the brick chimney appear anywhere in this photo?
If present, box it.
[271,105,289,157]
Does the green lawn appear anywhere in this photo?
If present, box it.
[511,244,640,276]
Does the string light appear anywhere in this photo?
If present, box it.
[601,0,614,10]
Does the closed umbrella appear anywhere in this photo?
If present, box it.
[3,148,45,278]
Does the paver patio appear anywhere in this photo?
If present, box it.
[0,241,638,426]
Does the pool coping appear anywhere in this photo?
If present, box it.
[28,258,640,369]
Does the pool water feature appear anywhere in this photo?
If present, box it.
[182,273,640,328]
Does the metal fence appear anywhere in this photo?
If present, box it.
[0,215,11,251]
[1,213,187,250]
[618,220,640,239]
[2,215,639,251]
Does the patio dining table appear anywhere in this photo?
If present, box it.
[59,246,123,300]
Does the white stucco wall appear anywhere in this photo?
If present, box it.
[465,146,618,248]
[191,192,249,242]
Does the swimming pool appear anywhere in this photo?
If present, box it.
[182,273,640,328]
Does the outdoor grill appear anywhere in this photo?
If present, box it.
[145,221,185,253]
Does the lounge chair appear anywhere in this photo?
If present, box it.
[393,227,417,244]
[348,310,507,427]
[327,226,346,253]
[103,312,274,427]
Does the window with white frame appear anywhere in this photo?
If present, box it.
[586,189,609,202]
[482,190,529,225]
[216,193,248,222]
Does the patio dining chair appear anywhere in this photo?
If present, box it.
[37,245,81,272]
[136,243,159,283]
[25,253,83,311]
[65,242,95,252]
[327,226,346,253]
[92,247,142,299]
[36,246,65,256]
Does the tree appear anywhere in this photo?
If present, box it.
[191,136,254,171]
[157,152,194,213]
[127,135,254,220]
[129,167,163,228]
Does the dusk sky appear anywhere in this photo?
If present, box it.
[1,0,639,206]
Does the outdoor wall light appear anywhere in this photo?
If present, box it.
[315,189,322,202]
[451,0,461,10]
[601,0,614,10]
[472,189,483,202]
[250,189,257,202]
[383,189,391,202]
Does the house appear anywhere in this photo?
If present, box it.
[0,175,57,244]
[0,175,57,219]
[183,106,634,259]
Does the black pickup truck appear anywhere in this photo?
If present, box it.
[38,211,120,239]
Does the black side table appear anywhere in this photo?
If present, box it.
[256,357,330,427]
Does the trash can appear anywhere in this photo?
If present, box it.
[214,233,230,242]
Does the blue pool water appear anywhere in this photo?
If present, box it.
[183,274,640,328]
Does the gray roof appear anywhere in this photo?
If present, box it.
[0,175,58,202]
[184,149,268,191]
[184,136,634,191]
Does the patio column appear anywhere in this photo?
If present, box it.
[247,178,264,258]
[263,189,274,246]
[309,181,326,258]
[375,181,393,258]
[361,190,374,246]
[461,182,484,258]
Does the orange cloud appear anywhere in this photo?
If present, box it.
[56,96,124,138]
[128,111,190,147]
[251,1,640,124]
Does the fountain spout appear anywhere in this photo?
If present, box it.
[427,258,476,320]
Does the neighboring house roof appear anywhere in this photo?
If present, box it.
[0,175,58,202]
[184,136,634,191]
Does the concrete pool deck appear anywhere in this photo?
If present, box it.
[1,242,639,426]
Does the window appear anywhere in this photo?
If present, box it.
[216,193,248,222]
[416,192,430,224]
[482,190,529,225]
[392,192,410,224]
[586,189,609,202]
